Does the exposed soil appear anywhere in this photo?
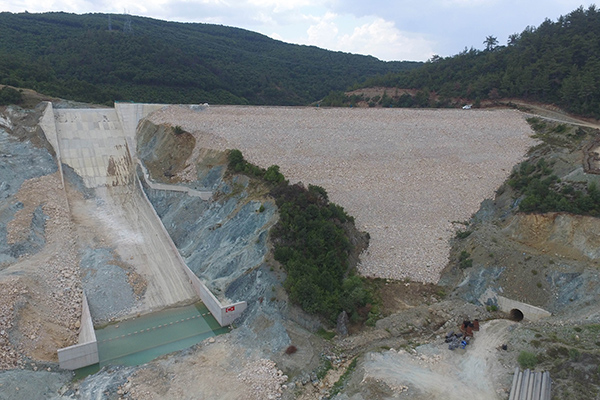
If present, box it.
[6,172,82,362]
[92,334,292,400]
[136,121,196,182]
[355,319,515,400]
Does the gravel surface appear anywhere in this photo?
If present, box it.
[0,172,82,368]
[149,106,535,283]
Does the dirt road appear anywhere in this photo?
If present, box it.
[361,319,515,399]
[508,100,600,129]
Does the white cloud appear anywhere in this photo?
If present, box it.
[0,0,593,60]
[304,15,434,61]
[306,12,339,47]
[246,0,316,11]
[340,18,435,61]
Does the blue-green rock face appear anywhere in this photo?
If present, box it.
[0,127,57,269]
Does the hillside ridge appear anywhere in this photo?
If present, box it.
[0,12,419,105]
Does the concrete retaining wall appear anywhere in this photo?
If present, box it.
[115,102,165,154]
[479,289,552,322]
[78,294,96,343]
[38,102,67,191]
[137,159,212,200]
[497,296,552,321]
[136,173,247,326]
[57,295,99,370]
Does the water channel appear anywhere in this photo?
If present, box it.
[76,302,229,378]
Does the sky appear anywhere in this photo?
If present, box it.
[0,0,595,61]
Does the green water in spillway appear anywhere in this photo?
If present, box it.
[75,303,229,379]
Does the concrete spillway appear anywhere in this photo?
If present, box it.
[54,109,134,187]
[48,103,246,370]
[53,107,198,314]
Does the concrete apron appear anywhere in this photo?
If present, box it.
[75,302,230,378]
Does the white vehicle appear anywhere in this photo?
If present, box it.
[462,104,472,110]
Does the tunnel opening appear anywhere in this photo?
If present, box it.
[510,308,524,322]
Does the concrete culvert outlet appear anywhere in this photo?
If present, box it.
[510,308,524,322]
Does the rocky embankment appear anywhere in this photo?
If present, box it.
[0,104,83,371]
[440,120,600,319]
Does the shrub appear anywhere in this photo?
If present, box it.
[569,348,581,360]
[264,165,285,183]
[173,125,185,135]
[316,328,336,340]
[228,149,245,171]
[456,230,472,239]
[229,149,370,323]
[518,351,538,369]
[0,86,22,105]
[458,251,473,269]
[308,184,329,201]
[285,345,297,355]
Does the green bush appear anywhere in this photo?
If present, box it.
[518,351,538,369]
[173,125,185,135]
[0,86,22,105]
[228,149,370,323]
[264,165,285,183]
[569,348,581,360]
[270,182,367,321]
[458,251,473,269]
[456,230,472,239]
[228,149,245,171]
[308,184,328,201]
[316,328,336,340]
[509,156,600,216]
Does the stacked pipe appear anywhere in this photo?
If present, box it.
[509,367,551,400]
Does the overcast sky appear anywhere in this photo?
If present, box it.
[0,0,594,61]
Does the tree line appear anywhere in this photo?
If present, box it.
[349,6,600,117]
[0,12,419,105]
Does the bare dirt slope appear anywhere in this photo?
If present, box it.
[0,105,82,369]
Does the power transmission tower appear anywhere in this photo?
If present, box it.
[123,11,132,34]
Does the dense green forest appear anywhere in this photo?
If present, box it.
[345,6,600,117]
[0,12,419,105]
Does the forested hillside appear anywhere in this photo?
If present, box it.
[0,12,419,105]
[353,6,600,117]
